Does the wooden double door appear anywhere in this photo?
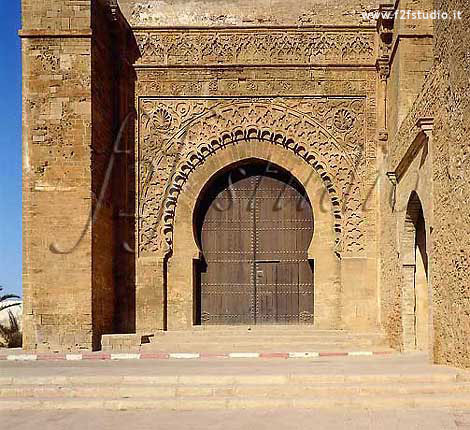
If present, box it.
[198,164,314,325]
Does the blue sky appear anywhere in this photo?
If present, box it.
[0,2,22,297]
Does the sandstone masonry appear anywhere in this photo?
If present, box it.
[20,0,469,368]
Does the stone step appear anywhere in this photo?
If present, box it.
[155,326,379,332]
[142,330,389,349]
[149,335,388,343]
[152,329,386,337]
[2,372,467,386]
[142,338,384,346]
[103,330,389,352]
[139,344,391,353]
[147,341,389,347]
[3,366,470,411]
[2,393,470,411]
[2,382,470,399]
[171,326,373,332]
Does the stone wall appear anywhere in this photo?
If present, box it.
[108,5,139,335]
[21,0,94,351]
[379,0,436,354]
[21,0,135,351]
[430,0,470,367]
[380,69,436,352]
[90,0,117,348]
[21,0,469,362]
[133,20,381,332]
[21,0,90,31]
[387,0,434,138]
[22,0,381,349]
[118,0,381,27]
[381,0,470,367]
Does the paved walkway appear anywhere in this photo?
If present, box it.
[3,408,470,430]
[2,353,470,429]
[0,352,461,378]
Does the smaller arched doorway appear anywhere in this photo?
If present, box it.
[402,192,429,351]
[194,160,314,325]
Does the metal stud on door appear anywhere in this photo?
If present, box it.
[199,164,314,325]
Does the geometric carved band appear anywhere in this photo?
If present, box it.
[134,30,376,66]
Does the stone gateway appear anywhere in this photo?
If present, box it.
[20,0,470,368]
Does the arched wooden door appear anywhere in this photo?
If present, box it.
[197,163,314,325]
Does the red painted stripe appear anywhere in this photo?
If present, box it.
[200,353,229,359]
[319,352,349,357]
[260,352,289,359]
[37,354,66,361]
[140,353,170,360]
[82,353,111,360]
[0,350,395,361]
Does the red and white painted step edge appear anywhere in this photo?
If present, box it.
[0,351,394,361]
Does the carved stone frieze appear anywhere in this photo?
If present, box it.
[135,67,376,97]
[138,97,367,257]
[134,30,376,66]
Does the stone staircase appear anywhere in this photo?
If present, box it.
[1,364,470,411]
[5,329,469,412]
[104,326,392,353]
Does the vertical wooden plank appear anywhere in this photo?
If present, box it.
[255,262,278,323]
[200,175,254,324]
[199,164,314,326]
[254,171,314,325]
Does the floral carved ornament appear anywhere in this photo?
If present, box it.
[138,98,367,258]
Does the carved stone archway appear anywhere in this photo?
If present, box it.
[136,98,373,333]
[167,143,340,330]
[138,98,367,258]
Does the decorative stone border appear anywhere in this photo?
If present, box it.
[133,30,376,66]
[0,351,394,361]
[138,97,367,256]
